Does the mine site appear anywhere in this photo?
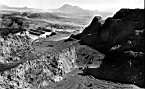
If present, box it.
[0,0,144,89]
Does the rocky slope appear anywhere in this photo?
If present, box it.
[71,8,144,88]
[0,34,104,89]
[0,8,144,89]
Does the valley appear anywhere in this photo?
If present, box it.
[0,3,144,89]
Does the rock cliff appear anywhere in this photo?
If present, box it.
[0,35,104,89]
[72,8,144,88]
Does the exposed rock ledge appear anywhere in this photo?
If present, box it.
[0,36,104,89]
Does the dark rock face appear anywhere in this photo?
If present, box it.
[81,16,101,36]
[70,16,102,40]
[113,9,144,30]
[73,9,144,87]
[75,45,104,68]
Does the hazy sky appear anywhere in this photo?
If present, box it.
[0,0,144,11]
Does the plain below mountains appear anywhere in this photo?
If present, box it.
[0,4,113,26]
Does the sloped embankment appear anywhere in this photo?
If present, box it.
[0,36,104,89]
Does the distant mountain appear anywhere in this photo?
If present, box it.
[0,4,45,13]
[56,4,94,15]
[56,4,113,18]
[0,5,11,9]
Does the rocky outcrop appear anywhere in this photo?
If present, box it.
[75,45,104,68]
[80,16,101,36]
[71,16,101,40]
[113,9,144,30]
[0,35,104,89]
[72,9,144,88]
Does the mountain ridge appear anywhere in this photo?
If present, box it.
[57,4,112,17]
[0,4,45,13]
[56,4,94,15]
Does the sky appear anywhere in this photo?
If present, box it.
[0,0,144,12]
